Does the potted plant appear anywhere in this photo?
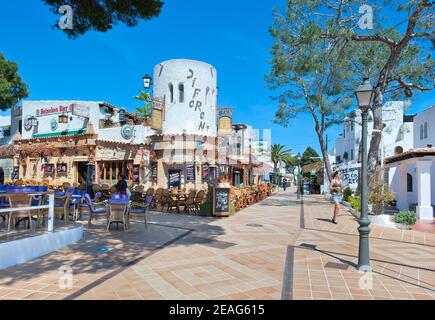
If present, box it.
[368,179,395,215]
[134,90,153,126]
[394,211,417,230]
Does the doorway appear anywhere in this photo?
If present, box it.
[76,162,87,185]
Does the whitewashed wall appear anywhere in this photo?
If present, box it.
[153,59,218,137]
[414,106,435,149]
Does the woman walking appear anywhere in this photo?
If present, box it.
[330,171,343,224]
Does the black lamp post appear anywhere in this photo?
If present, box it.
[355,77,376,272]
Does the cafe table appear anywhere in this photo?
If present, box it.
[174,192,190,213]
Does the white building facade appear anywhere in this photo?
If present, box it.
[331,101,414,191]
[386,105,435,221]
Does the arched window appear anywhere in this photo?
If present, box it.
[420,124,424,140]
[178,83,184,103]
[168,83,174,103]
[407,174,413,192]
[395,146,404,155]
[424,122,428,139]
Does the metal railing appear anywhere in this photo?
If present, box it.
[0,194,55,232]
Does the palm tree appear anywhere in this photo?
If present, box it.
[271,144,293,173]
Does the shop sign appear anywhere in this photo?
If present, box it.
[168,170,181,189]
[57,163,68,173]
[51,118,58,131]
[72,104,90,118]
[213,187,230,217]
[36,105,72,117]
[11,166,19,180]
[202,164,210,181]
[132,164,140,184]
[151,163,158,181]
[186,163,195,181]
[121,124,133,140]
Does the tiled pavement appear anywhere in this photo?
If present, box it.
[0,188,434,300]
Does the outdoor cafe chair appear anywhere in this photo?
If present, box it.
[128,195,153,229]
[6,193,34,232]
[77,192,103,220]
[83,193,109,228]
[54,193,71,225]
[107,198,130,231]
[193,190,207,213]
[178,189,197,214]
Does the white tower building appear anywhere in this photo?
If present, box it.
[153,59,218,136]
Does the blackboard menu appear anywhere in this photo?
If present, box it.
[168,170,181,189]
[202,164,210,181]
[214,188,230,216]
[132,165,140,184]
[57,163,68,173]
[11,166,19,180]
[186,163,195,181]
[151,163,157,181]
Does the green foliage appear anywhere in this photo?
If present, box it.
[42,0,164,38]
[134,90,153,120]
[343,187,353,202]
[230,201,236,215]
[301,147,320,167]
[0,53,28,111]
[395,211,417,226]
[368,179,396,215]
[271,144,292,173]
[348,196,361,213]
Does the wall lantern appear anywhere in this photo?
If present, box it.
[142,74,152,90]
[59,113,69,124]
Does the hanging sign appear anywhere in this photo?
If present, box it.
[44,164,54,174]
[151,163,158,181]
[132,164,140,184]
[57,163,68,173]
[186,163,195,181]
[11,166,19,180]
[151,97,164,131]
[168,170,181,189]
[202,164,210,181]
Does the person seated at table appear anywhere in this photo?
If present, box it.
[116,174,129,197]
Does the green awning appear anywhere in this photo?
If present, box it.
[33,129,87,138]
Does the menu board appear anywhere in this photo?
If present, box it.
[202,164,210,181]
[186,163,195,181]
[151,163,157,181]
[168,170,181,189]
[56,163,68,173]
[132,165,140,184]
[213,188,230,216]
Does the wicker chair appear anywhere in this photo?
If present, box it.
[193,190,207,213]
[54,193,71,225]
[178,189,197,214]
[153,188,164,210]
[83,194,109,228]
[6,194,33,232]
[161,190,177,212]
[107,198,130,231]
[128,195,153,229]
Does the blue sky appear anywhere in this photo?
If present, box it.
[0,0,433,155]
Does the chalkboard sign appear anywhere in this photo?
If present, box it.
[11,166,19,180]
[186,163,195,181]
[213,187,230,217]
[168,170,181,189]
[132,164,140,184]
[151,163,157,181]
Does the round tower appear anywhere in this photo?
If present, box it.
[153,59,218,137]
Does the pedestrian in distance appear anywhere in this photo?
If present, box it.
[282,178,287,191]
[329,171,343,224]
[0,167,4,185]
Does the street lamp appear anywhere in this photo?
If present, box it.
[142,74,152,90]
[355,77,376,272]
